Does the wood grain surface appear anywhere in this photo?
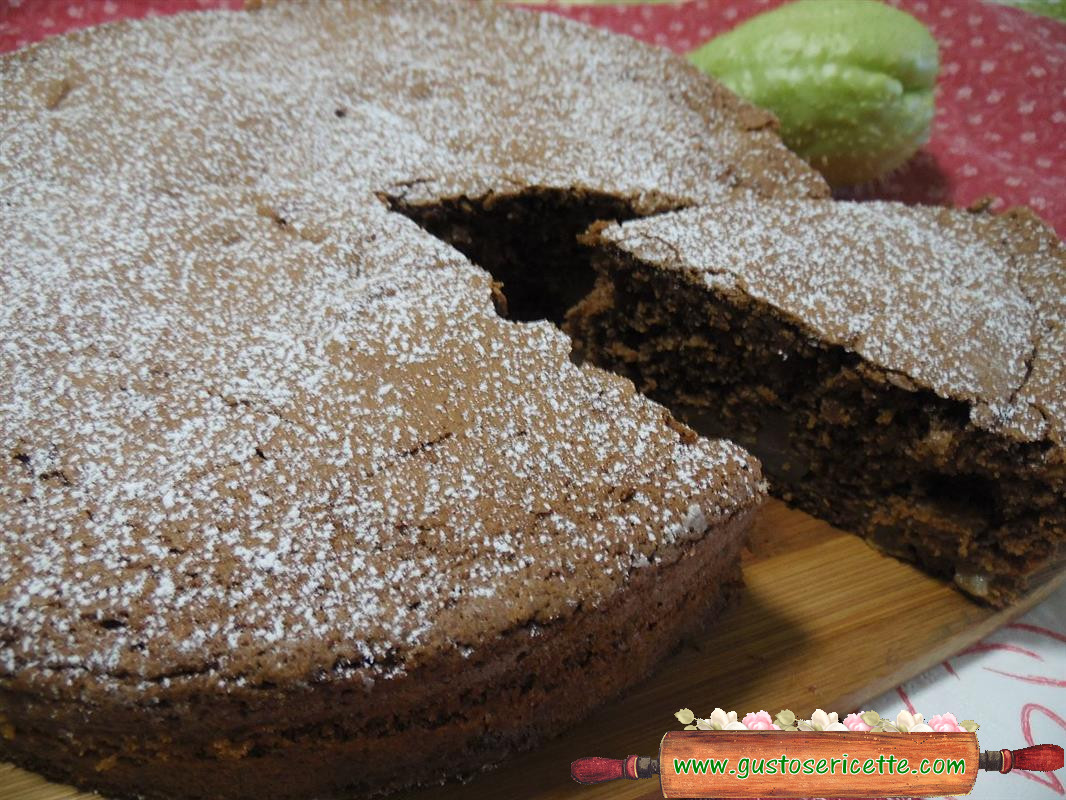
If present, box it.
[658,730,979,797]
[2,499,1061,800]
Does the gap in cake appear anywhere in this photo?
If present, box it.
[385,188,651,324]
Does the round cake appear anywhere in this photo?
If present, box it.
[0,2,824,798]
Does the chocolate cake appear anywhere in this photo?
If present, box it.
[568,198,1065,606]
[0,2,823,798]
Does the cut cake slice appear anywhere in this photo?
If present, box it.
[569,198,1065,605]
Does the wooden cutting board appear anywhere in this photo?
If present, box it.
[1,499,1061,800]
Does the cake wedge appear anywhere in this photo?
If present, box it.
[569,198,1065,605]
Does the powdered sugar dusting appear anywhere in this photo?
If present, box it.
[601,198,1065,444]
[0,2,782,692]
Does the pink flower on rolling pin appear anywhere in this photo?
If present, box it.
[742,711,781,731]
[843,713,872,732]
[927,713,967,733]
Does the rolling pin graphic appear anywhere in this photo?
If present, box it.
[572,732,1064,798]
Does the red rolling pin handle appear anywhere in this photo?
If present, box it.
[981,744,1064,773]
[571,755,650,783]
[1007,744,1063,772]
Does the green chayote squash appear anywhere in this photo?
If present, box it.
[689,0,939,186]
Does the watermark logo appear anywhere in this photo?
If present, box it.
[571,707,1064,798]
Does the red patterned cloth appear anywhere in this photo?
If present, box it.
[2,0,1064,235]
[0,0,242,45]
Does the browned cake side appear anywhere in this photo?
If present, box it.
[0,2,824,798]
[568,199,1065,606]
[1,505,756,800]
